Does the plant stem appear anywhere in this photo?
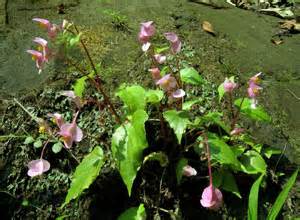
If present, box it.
[66,149,80,164]
[203,134,213,186]
[40,140,49,159]
[73,25,121,124]
[231,96,245,129]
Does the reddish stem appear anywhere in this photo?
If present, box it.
[40,140,49,159]
[204,134,213,186]
[71,25,121,124]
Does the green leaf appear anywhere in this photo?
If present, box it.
[69,33,81,47]
[146,89,164,104]
[63,146,105,206]
[221,170,241,198]
[240,150,267,174]
[116,85,146,114]
[234,98,271,122]
[118,204,146,220]
[218,83,225,102]
[267,169,299,220]
[112,110,149,195]
[263,147,281,159]
[52,142,63,154]
[213,169,241,198]
[143,152,169,167]
[248,174,264,220]
[163,110,191,144]
[24,136,34,144]
[33,139,43,148]
[21,200,29,206]
[176,158,188,184]
[182,99,200,110]
[155,46,169,54]
[202,112,230,133]
[232,145,246,157]
[73,76,87,98]
[207,133,240,168]
[180,67,204,85]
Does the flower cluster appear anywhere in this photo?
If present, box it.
[247,72,262,109]
[26,18,65,74]
[223,77,237,93]
[138,21,185,101]
[27,109,83,177]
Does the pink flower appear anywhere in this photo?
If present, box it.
[33,37,49,62]
[52,113,64,128]
[47,24,60,39]
[32,18,60,39]
[58,112,83,149]
[138,21,155,43]
[182,165,197,177]
[247,73,262,109]
[230,127,244,136]
[26,49,45,74]
[223,77,237,93]
[200,184,223,210]
[32,18,51,29]
[156,74,177,91]
[149,68,161,81]
[164,32,182,54]
[61,90,82,109]
[247,82,262,98]
[249,72,262,84]
[27,159,50,177]
[172,89,185,98]
[154,54,166,64]
[138,21,155,51]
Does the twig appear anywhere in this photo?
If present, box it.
[13,98,41,124]
[274,143,288,172]
[286,89,300,101]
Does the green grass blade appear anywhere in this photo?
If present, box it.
[248,174,264,220]
[267,169,299,220]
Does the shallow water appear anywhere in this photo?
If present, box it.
[0,0,299,164]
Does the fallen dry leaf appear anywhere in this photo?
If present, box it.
[279,19,300,33]
[202,21,215,36]
[271,38,284,45]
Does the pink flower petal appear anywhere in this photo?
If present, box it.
[156,74,171,86]
[171,40,182,54]
[33,37,48,47]
[58,112,82,148]
[182,165,197,177]
[27,159,50,177]
[164,32,178,43]
[154,54,167,64]
[149,68,161,81]
[230,127,245,136]
[32,18,51,29]
[172,89,185,98]
[52,113,64,128]
[138,21,155,44]
[142,42,151,52]
[61,90,76,99]
[200,185,223,210]
[223,77,237,93]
